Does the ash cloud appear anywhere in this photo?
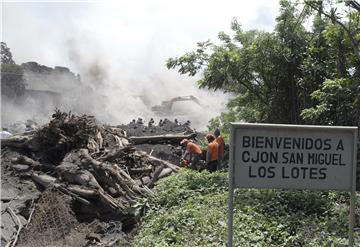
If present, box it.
[1,1,278,130]
[1,39,227,131]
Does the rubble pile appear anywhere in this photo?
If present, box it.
[1,111,195,247]
[119,118,193,137]
[119,118,200,164]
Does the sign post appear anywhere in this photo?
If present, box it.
[228,125,235,247]
[350,131,358,246]
[228,123,358,246]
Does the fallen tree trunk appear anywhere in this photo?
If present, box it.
[97,146,136,162]
[67,185,99,198]
[31,173,91,205]
[129,132,196,144]
[148,165,164,188]
[31,173,57,187]
[146,155,180,172]
[31,172,124,210]
[11,155,41,167]
[79,149,153,197]
[129,167,153,174]
[1,136,33,149]
[158,168,174,179]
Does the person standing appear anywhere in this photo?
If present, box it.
[214,128,225,170]
[180,139,202,169]
[206,134,219,172]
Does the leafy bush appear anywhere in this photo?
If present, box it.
[301,79,360,127]
[134,169,360,246]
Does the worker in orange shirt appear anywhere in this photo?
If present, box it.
[214,128,225,170]
[206,134,219,172]
[180,139,202,169]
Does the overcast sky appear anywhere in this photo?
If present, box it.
[2,0,279,76]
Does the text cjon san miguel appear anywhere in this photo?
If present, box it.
[241,135,346,180]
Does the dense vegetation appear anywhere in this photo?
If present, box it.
[134,170,360,246]
[167,0,360,136]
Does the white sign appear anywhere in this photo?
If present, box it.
[231,124,357,190]
[228,123,358,247]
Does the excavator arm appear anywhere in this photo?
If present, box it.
[167,96,202,109]
[151,95,202,114]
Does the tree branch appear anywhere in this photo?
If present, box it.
[305,0,360,61]
[347,1,360,13]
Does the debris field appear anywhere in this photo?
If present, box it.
[1,111,197,246]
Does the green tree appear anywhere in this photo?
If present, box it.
[301,79,360,126]
[167,0,360,132]
[1,42,15,64]
[167,0,309,125]
[1,42,26,98]
[301,0,360,126]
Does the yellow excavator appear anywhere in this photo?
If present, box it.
[151,95,203,115]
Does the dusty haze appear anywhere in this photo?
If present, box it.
[1,1,278,130]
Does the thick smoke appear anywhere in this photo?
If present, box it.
[59,36,227,129]
[1,38,228,131]
[1,1,278,130]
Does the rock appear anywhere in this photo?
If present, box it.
[1,212,17,246]
[11,164,30,172]
[86,232,101,242]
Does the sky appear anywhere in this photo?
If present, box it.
[2,0,279,74]
[1,0,280,128]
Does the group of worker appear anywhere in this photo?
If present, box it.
[180,128,225,172]
[129,118,190,128]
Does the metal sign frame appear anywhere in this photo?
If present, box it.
[227,123,358,246]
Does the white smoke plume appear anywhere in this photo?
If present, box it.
[2,0,278,130]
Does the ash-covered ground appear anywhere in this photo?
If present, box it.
[1,114,205,247]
